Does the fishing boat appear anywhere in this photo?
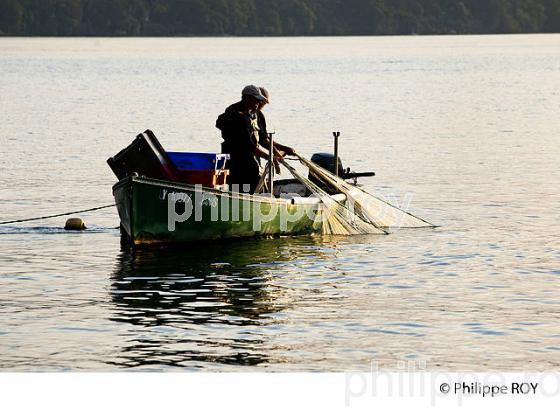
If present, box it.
[113,175,349,246]
[108,130,376,247]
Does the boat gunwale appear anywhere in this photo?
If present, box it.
[112,175,346,205]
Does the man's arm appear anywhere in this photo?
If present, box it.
[253,145,283,162]
[259,136,296,157]
[273,141,296,156]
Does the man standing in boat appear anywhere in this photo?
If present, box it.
[216,85,295,193]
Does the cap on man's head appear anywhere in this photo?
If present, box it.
[242,85,266,101]
[259,87,270,103]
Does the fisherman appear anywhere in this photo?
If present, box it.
[216,85,294,193]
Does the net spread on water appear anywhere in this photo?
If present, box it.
[278,155,434,235]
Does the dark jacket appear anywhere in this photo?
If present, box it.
[216,101,261,190]
[216,101,259,158]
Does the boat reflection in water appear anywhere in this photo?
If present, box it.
[109,236,333,369]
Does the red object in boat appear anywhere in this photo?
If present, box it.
[175,169,229,188]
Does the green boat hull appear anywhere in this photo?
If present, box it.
[113,176,334,246]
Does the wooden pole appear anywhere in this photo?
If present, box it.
[268,132,274,197]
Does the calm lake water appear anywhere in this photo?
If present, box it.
[1,35,559,371]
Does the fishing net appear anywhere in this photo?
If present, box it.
[279,159,388,235]
[295,154,434,229]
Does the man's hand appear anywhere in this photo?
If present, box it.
[282,146,296,156]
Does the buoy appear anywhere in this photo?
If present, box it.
[64,217,86,230]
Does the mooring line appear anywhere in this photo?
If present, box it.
[0,204,116,225]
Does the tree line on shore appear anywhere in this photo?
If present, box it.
[1,0,559,36]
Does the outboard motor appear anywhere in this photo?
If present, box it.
[310,153,344,176]
[309,152,375,193]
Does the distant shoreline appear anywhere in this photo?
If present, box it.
[1,32,558,38]
[2,0,559,38]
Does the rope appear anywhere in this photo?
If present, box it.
[0,204,116,225]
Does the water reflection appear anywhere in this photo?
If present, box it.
[109,237,329,369]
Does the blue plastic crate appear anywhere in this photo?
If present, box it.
[167,152,229,171]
